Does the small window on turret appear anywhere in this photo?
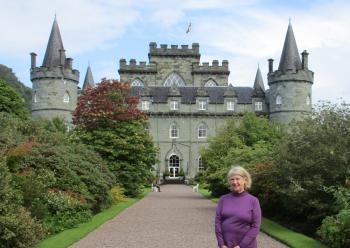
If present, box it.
[306,96,311,105]
[33,91,38,103]
[276,95,282,105]
[63,91,70,103]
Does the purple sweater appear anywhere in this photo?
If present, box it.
[215,191,261,248]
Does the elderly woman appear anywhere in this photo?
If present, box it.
[215,166,261,248]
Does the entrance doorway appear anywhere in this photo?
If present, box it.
[168,155,180,178]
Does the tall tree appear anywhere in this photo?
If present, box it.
[73,79,157,196]
[0,79,28,118]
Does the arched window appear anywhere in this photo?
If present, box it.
[276,95,282,105]
[63,91,70,103]
[198,123,207,138]
[131,79,144,86]
[169,124,179,138]
[33,91,38,103]
[169,155,180,168]
[164,73,185,86]
[306,95,311,105]
[204,79,218,87]
[198,156,205,171]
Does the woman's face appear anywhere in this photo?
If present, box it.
[229,174,245,193]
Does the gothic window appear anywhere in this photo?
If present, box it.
[306,95,311,105]
[276,95,282,105]
[169,124,179,138]
[198,100,207,110]
[169,155,180,168]
[164,73,185,86]
[141,100,150,111]
[131,79,144,86]
[227,101,235,111]
[198,156,205,171]
[170,100,179,110]
[33,91,38,103]
[198,123,207,138]
[205,79,218,87]
[63,91,70,103]
[255,101,262,111]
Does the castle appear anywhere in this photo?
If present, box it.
[30,18,313,179]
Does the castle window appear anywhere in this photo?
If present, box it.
[306,96,311,105]
[198,123,207,138]
[198,100,207,110]
[33,91,38,103]
[164,73,185,86]
[141,100,150,111]
[63,91,70,103]
[227,101,235,111]
[255,101,262,111]
[198,156,205,171]
[131,79,144,86]
[170,100,179,110]
[205,79,218,87]
[169,124,179,138]
[276,95,282,105]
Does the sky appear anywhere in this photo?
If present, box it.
[1,0,349,103]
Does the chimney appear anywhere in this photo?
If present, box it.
[66,58,73,69]
[301,50,309,70]
[30,52,37,69]
[268,59,274,73]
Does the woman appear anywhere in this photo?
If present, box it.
[215,166,261,248]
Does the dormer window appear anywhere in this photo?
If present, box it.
[255,101,262,111]
[198,100,207,110]
[131,79,144,86]
[204,79,218,87]
[170,100,179,110]
[227,101,235,111]
[63,91,70,103]
[276,95,282,105]
[141,100,150,111]
[164,73,185,86]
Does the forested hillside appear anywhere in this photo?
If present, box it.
[0,64,32,110]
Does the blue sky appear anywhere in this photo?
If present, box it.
[1,0,349,103]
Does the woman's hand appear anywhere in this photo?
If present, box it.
[233,246,240,248]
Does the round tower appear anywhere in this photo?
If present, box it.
[30,17,79,123]
[268,23,313,125]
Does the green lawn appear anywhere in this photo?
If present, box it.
[198,188,328,248]
[36,190,149,248]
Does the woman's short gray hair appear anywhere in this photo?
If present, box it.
[227,166,252,190]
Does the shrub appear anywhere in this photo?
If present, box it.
[109,186,126,203]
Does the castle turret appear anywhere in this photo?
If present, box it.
[268,22,313,124]
[82,65,95,91]
[30,17,79,123]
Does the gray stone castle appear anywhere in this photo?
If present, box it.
[30,18,313,179]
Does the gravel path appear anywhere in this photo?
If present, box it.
[71,184,289,248]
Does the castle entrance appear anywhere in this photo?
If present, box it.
[168,155,180,178]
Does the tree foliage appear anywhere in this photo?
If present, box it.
[0,64,32,110]
[0,79,28,119]
[73,79,157,197]
[200,112,283,196]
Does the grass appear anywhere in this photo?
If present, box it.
[36,189,149,248]
[198,188,328,248]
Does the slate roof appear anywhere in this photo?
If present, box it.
[42,17,66,68]
[82,65,95,90]
[278,23,302,72]
[131,86,256,104]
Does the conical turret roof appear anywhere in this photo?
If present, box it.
[278,22,302,72]
[253,67,265,92]
[82,65,95,90]
[42,17,66,67]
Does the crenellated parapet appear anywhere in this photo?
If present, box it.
[192,60,229,75]
[30,66,79,83]
[268,69,313,86]
[118,59,157,74]
[148,42,200,58]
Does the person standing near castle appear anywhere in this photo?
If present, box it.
[215,166,261,248]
